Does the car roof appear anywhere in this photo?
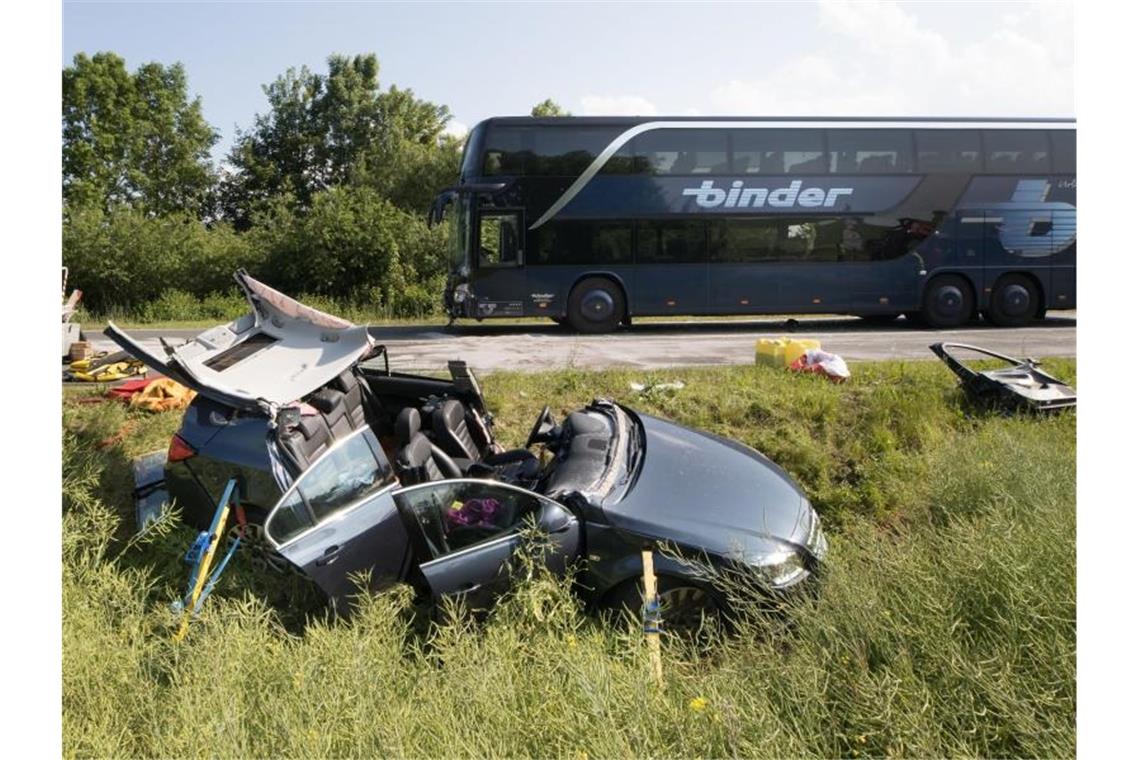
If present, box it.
[105,270,374,411]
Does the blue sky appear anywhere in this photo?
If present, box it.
[63,1,1074,162]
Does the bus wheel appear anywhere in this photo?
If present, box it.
[987,274,1039,327]
[567,277,625,333]
[921,275,975,328]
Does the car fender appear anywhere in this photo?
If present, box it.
[588,549,716,609]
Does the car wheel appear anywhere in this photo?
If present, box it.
[602,576,723,638]
[228,517,297,576]
[987,274,1040,327]
[921,274,975,328]
[566,277,625,334]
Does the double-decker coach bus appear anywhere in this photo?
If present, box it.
[428,116,1075,332]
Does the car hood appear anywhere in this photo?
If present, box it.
[604,413,817,559]
[104,270,375,412]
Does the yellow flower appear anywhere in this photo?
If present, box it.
[565,634,578,650]
[688,697,709,712]
[857,735,867,744]
[292,670,303,690]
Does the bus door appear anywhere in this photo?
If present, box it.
[472,209,527,317]
[982,208,1053,311]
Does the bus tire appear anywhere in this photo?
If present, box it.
[987,274,1040,327]
[921,274,975,328]
[567,277,626,333]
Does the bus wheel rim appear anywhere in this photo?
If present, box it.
[1000,283,1031,315]
[935,286,963,317]
[581,290,615,322]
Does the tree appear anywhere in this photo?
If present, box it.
[62,52,218,216]
[222,53,455,226]
[531,98,570,117]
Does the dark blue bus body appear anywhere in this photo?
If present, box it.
[430,117,1075,331]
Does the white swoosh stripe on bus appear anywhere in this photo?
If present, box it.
[528,119,1074,230]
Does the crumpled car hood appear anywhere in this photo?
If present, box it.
[604,414,816,558]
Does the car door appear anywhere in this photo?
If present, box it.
[393,479,581,611]
[263,426,411,613]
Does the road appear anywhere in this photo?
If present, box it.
[92,313,1076,373]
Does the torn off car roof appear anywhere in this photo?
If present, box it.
[105,270,375,410]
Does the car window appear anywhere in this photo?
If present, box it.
[395,481,542,558]
[266,427,395,545]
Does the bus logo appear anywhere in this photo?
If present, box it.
[682,180,854,209]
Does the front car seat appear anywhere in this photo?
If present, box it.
[394,407,461,485]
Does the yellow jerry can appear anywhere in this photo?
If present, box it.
[755,337,822,367]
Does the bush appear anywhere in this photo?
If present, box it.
[252,185,447,315]
[63,205,263,312]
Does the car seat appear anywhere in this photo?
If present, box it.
[394,408,461,484]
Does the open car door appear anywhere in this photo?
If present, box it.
[104,270,376,412]
[263,427,411,612]
[393,479,581,611]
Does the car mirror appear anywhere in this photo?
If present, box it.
[538,501,574,535]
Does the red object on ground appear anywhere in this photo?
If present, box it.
[106,377,156,400]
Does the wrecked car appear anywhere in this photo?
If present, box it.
[108,271,827,625]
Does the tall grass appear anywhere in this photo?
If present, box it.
[62,360,1075,757]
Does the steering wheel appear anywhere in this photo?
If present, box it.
[525,405,556,448]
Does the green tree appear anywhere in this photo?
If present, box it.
[62,52,218,216]
[530,98,570,117]
[222,53,456,225]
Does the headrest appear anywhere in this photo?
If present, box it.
[309,388,344,414]
[394,407,421,445]
[439,398,466,426]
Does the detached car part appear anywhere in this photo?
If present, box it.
[930,342,1075,413]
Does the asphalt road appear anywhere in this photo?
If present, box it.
[92,313,1076,373]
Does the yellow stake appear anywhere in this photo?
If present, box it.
[173,498,232,643]
[641,549,664,688]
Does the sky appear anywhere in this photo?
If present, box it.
[63,0,1074,163]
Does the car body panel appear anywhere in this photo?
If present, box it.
[105,270,375,410]
[604,413,816,560]
[274,488,411,612]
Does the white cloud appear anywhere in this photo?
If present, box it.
[579,94,658,116]
[443,119,468,138]
[708,0,1073,117]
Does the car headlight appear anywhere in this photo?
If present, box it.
[755,550,809,588]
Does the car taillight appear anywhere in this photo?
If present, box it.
[167,434,197,463]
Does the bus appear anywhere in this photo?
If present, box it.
[428,116,1075,332]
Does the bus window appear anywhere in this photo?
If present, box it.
[634,129,729,175]
[636,221,707,263]
[529,221,633,265]
[983,130,1050,173]
[1050,131,1075,173]
[916,130,982,172]
[531,126,614,175]
[828,130,913,173]
[731,129,826,174]
[478,213,521,267]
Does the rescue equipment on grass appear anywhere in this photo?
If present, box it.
[755,337,822,367]
[172,477,245,642]
[65,351,147,382]
[641,549,664,688]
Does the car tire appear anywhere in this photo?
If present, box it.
[566,277,625,334]
[921,274,975,328]
[987,274,1040,327]
[601,576,723,638]
[228,512,297,576]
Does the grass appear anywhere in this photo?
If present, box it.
[62,359,1075,758]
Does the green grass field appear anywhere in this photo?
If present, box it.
[62,359,1076,758]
